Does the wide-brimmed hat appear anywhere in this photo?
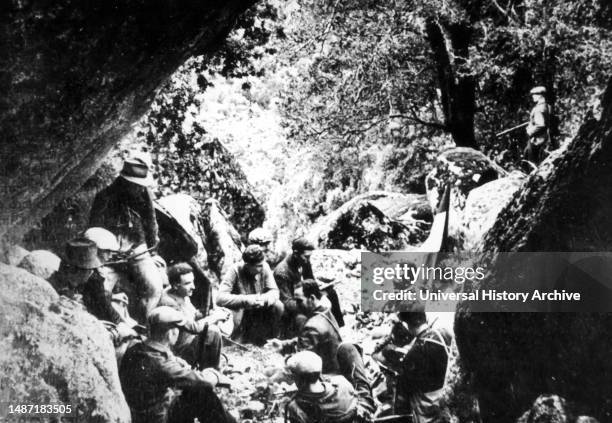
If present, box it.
[120,151,154,186]
[530,86,547,95]
[83,227,119,251]
[286,351,323,374]
[64,237,102,269]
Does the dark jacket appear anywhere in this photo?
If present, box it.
[274,254,310,313]
[89,177,159,250]
[286,375,363,423]
[286,304,343,374]
[119,341,216,423]
[216,262,279,310]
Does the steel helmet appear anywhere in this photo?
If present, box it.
[83,227,120,251]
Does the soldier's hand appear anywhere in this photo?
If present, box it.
[207,308,230,324]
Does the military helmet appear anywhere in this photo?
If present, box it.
[248,227,273,244]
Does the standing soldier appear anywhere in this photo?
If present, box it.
[89,151,165,323]
[524,86,552,165]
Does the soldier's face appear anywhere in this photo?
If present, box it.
[296,250,312,266]
[174,273,195,297]
[245,261,264,276]
[168,327,180,346]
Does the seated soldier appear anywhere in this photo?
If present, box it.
[160,262,229,369]
[216,245,284,345]
[49,237,139,357]
[285,351,374,423]
[274,238,344,338]
[120,307,235,423]
[395,311,452,423]
[268,280,342,374]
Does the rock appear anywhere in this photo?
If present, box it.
[18,250,61,280]
[0,0,257,247]
[202,199,244,279]
[0,263,129,422]
[308,192,433,251]
[0,244,30,266]
[455,80,612,422]
[425,147,508,211]
[425,147,507,247]
[516,395,569,423]
[461,171,525,251]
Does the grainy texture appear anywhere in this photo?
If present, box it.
[0,0,257,247]
[0,264,130,422]
[455,79,612,422]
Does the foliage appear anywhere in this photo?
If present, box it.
[133,2,283,234]
[278,0,612,188]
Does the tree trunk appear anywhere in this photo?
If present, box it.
[425,18,477,149]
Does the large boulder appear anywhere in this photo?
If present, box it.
[307,192,433,252]
[461,171,525,251]
[18,250,61,280]
[425,147,507,246]
[0,264,129,422]
[0,0,257,249]
[455,81,612,422]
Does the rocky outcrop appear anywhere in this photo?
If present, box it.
[461,171,525,251]
[516,395,599,423]
[0,264,129,422]
[18,250,61,280]
[307,192,433,252]
[0,0,257,248]
[455,80,612,422]
[425,147,507,246]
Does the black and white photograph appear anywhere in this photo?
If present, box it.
[1,1,612,422]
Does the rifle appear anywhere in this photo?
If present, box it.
[495,122,528,137]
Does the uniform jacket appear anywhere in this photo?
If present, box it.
[527,102,551,146]
[159,291,207,353]
[286,375,362,423]
[89,177,159,250]
[216,262,279,309]
[284,304,343,374]
[273,254,313,313]
[119,341,216,423]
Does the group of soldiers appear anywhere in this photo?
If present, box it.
[47,151,453,423]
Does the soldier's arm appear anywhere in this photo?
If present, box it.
[215,268,255,309]
[274,268,298,312]
[297,324,321,352]
[161,355,218,389]
[527,107,547,136]
[142,187,160,249]
[261,263,280,305]
[285,401,309,423]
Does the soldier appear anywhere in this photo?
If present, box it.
[160,262,229,369]
[216,244,284,345]
[524,86,553,165]
[274,238,344,337]
[119,306,235,423]
[267,280,343,374]
[395,311,452,423]
[89,151,165,323]
[49,237,139,357]
[285,351,375,423]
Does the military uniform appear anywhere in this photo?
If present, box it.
[90,176,164,323]
[159,291,222,369]
[525,88,552,164]
[396,327,452,423]
[119,340,233,423]
[286,375,370,423]
[216,261,283,344]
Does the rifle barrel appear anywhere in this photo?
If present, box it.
[495,122,528,137]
